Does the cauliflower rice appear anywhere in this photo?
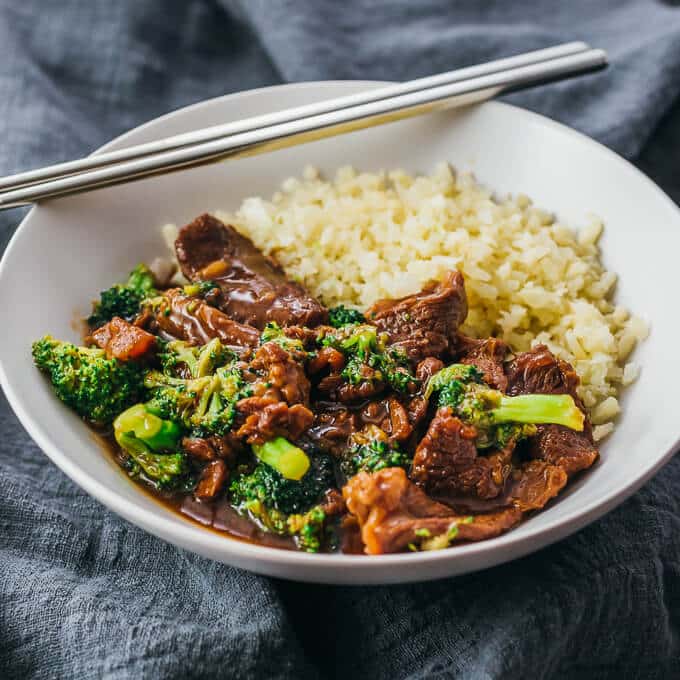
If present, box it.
[170,163,648,440]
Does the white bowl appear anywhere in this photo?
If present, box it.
[1,82,679,584]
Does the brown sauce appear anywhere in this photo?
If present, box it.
[94,432,295,550]
[73,217,598,555]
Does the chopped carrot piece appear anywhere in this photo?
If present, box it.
[91,317,156,360]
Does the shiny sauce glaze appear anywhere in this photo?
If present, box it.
[175,213,328,329]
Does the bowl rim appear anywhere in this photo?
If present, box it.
[2,80,679,574]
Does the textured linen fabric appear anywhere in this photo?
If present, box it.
[1,1,680,678]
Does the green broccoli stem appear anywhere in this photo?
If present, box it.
[114,405,186,487]
[114,403,182,451]
[252,437,311,481]
[115,432,186,486]
[491,394,585,431]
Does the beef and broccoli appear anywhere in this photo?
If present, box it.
[32,213,599,554]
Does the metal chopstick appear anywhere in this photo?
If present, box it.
[0,42,591,194]
[0,47,606,209]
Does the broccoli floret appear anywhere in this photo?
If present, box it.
[287,507,327,553]
[231,454,334,514]
[328,305,366,328]
[229,455,335,552]
[425,363,585,448]
[260,322,305,353]
[341,439,412,476]
[88,264,156,328]
[159,338,235,378]
[115,430,189,490]
[113,403,191,491]
[237,496,290,534]
[32,336,145,425]
[423,363,484,402]
[323,325,416,393]
[369,348,415,392]
[334,324,379,358]
[149,338,250,431]
[144,361,252,438]
[340,355,369,386]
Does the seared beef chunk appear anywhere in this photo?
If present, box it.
[415,357,444,382]
[195,459,228,501]
[367,271,468,362]
[150,288,260,349]
[506,345,598,476]
[457,507,522,539]
[307,346,346,375]
[236,398,314,445]
[343,468,521,554]
[315,368,386,404]
[315,373,343,395]
[343,468,453,554]
[175,214,328,329]
[307,404,359,456]
[506,344,580,399]
[406,396,429,428]
[182,437,218,461]
[509,460,567,512]
[231,342,314,443]
[411,408,511,501]
[209,433,245,461]
[337,371,386,403]
[339,515,365,554]
[319,488,346,517]
[527,426,598,477]
[229,341,314,444]
[248,341,310,405]
[441,457,569,515]
[455,334,509,392]
[183,435,243,463]
[358,397,412,443]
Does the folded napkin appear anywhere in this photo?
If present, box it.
[1,1,679,677]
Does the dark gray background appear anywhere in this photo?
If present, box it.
[1,2,679,678]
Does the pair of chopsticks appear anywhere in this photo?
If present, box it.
[0,42,606,210]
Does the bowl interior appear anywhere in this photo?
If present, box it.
[1,82,679,584]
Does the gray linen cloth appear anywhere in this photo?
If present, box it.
[1,1,680,678]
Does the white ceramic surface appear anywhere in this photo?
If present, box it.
[1,82,679,584]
